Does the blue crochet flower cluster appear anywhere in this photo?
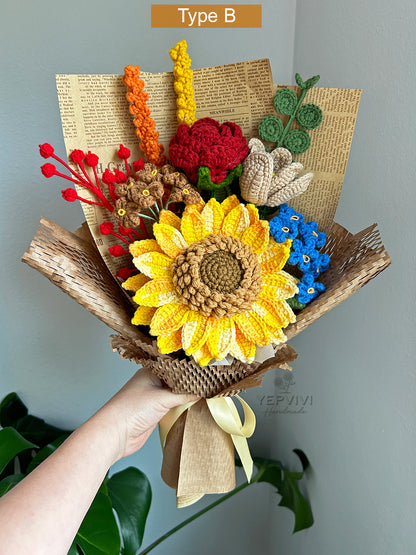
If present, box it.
[269,204,330,305]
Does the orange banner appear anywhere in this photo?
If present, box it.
[151,4,262,28]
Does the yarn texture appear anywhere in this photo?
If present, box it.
[270,204,329,306]
[126,196,298,365]
[169,118,249,185]
[123,65,166,166]
[240,138,313,207]
[169,39,197,126]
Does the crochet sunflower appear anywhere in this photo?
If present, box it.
[122,195,298,366]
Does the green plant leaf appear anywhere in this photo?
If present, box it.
[258,115,283,143]
[254,450,313,533]
[283,129,311,154]
[295,73,305,89]
[16,414,71,449]
[286,297,307,311]
[296,104,323,130]
[74,492,121,555]
[278,470,314,532]
[68,541,79,555]
[304,75,320,89]
[26,434,69,474]
[274,88,298,116]
[108,467,152,555]
[293,448,311,472]
[0,393,28,428]
[0,473,25,497]
[0,427,38,474]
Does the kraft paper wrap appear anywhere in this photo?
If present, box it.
[22,216,391,505]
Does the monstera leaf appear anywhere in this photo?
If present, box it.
[253,449,313,532]
[108,467,152,555]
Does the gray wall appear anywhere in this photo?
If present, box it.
[1,1,415,554]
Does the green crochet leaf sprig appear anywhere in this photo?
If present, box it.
[258,73,323,155]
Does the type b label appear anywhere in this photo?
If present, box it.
[151,5,262,28]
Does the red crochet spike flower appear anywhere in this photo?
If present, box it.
[38,144,150,235]
[108,245,129,257]
[41,163,56,178]
[117,145,131,160]
[117,144,132,177]
[114,169,127,184]
[169,117,249,184]
[39,143,54,159]
[116,267,136,280]
[100,222,115,235]
[85,151,99,167]
[102,169,116,185]
[61,188,78,202]
[133,159,145,172]
[70,150,85,164]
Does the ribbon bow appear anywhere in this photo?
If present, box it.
[159,395,256,482]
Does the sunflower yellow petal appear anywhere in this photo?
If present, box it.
[184,199,205,213]
[221,204,250,239]
[181,206,209,244]
[241,220,269,255]
[159,209,181,230]
[259,238,291,275]
[234,311,270,346]
[207,317,236,360]
[220,195,239,215]
[246,204,260,225]
[129,239,163,258]
[192,343,213,366]
[131,306,157,326]
[229,326,256,363]
[262,269,298,287]
[122,273,150,292]
[133,252,173,278]
[201,198,225,234]
[256,297,296,329]
[133,278,180,307]
[269,328,287,345]
[260,271,298,301]
[260,284,297,303]
[150,303,189,335]
[153,223,188,259]
[157,328,183,354]
[182,312,212,354]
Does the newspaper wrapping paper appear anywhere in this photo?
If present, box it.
[22,216,391,505]
[55,60,361,277]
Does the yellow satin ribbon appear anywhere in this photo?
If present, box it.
[159,395,256,482]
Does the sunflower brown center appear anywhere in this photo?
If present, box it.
[199,250,243,294]
[171,234,262,319]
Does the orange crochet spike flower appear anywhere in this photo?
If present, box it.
[123,65,166,166]
[129,196,297,365]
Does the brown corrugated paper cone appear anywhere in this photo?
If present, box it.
[22,215,391,505]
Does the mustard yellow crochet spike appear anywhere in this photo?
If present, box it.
[169,39,197,126]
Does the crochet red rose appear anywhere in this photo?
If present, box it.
[168,117,249,185]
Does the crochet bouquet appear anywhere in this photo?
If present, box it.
[23,41,391,507]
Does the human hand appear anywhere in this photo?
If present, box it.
[94,369,199,461]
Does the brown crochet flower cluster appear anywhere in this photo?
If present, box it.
[162,167,201,205]
[114,163,201,228]
[171,235,262,318]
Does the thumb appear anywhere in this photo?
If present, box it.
[154,388,200,411]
